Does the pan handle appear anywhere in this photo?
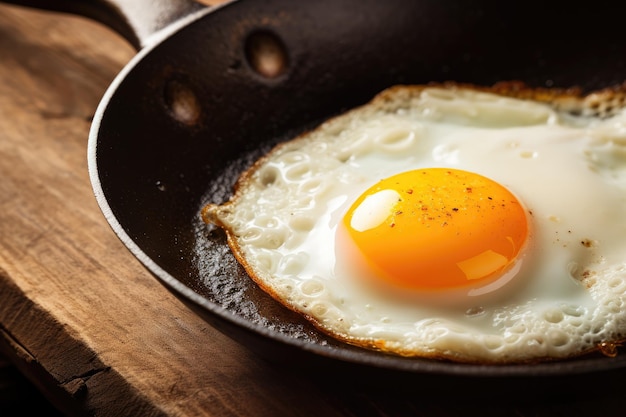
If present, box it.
[2,0,208,50]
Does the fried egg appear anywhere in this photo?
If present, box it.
[202,83,626,363]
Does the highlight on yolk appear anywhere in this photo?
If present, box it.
[340,168,529,292]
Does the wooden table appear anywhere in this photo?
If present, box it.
[2,3,626,416]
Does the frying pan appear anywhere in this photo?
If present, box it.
[9,0,626,388]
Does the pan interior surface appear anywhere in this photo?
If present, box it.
[91,0,626,379]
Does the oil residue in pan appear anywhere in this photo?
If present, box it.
[190,141,339,347]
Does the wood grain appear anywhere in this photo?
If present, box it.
[2,2,626,417]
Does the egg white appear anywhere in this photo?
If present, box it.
[203,85,626,363]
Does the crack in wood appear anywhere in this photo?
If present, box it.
[60,366,112,398]
[0,323,97,399]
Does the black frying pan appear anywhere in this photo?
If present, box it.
[10,0,626,388]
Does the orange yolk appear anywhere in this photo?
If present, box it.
[341,168,529,291]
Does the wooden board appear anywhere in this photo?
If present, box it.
[2,2,626,416]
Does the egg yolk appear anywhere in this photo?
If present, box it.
[341,168,529,291]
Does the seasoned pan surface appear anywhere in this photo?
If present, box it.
[89,0,626,380]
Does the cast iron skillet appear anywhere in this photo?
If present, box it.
[10,0,626,388]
